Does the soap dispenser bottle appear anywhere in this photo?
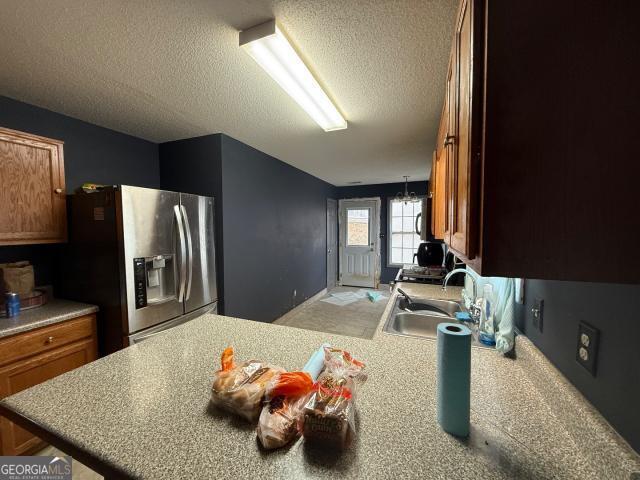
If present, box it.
[478,284,496,347]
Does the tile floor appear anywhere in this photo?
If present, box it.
[37,445,102,480]
[274,285,391,338]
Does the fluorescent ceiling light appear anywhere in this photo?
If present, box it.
[240,20,347,132]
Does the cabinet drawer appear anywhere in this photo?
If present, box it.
[0,338,97,455]
[0,314,95,367]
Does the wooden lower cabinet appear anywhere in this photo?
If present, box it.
[0,314,97,455]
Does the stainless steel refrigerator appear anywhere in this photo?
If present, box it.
[60,185,217,354]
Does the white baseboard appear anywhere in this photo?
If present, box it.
[274,288,327,325]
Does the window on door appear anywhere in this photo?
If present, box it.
[347,208,370,246]
[388,198,424,266]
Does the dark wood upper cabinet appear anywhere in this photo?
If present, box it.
[430,0,640,283]
[447,0,482,260]
[0,127,67,245]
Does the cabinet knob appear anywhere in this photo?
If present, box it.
[46,336,54,344]
[54,188,63,194]
[444,135,456,147]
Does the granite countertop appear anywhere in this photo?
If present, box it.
[0,298,99,339]
[0,284,638,479]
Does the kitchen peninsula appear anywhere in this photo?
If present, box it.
[0,286,638,479]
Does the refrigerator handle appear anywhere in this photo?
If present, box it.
[180,204,194,301]
[174,205,187,302]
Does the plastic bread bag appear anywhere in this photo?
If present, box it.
[211,347,285,422]
[257,371,314,449]
[256,344,329,449]
[302,348,367,449]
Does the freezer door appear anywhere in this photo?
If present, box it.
[121,186,184,333]
[180,193,217,313]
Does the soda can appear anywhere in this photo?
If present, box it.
[5,292,20,317]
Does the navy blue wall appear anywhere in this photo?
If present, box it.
[159,135,225,312]
[336,181,428,284]
[0,96,159,191]
[516,280,640,453]
[0,96,160,285]
[219,135,335,322]
[160,134,336,322]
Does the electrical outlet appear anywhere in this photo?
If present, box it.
[531,298,544,333]
[576,322,599,376]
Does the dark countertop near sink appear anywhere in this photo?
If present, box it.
[0,298,98,339]
[0,285,638,479]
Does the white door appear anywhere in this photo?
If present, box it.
[327,199,338,289]
[339,198,380,288]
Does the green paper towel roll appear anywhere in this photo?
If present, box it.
[437,322,472,437]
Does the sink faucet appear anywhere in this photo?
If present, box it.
[442,268,481,323]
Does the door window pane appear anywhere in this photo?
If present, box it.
[347,208,369,246]
[391,248,403,264]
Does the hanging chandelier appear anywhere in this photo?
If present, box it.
[396,176,418,204]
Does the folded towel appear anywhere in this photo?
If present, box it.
[366,291,382,302]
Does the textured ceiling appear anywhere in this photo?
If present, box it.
[0,0,456,186]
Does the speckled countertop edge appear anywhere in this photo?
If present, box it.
[0,299,98,339]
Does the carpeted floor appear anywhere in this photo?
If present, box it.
[274,285,391,339]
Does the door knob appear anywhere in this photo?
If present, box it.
[54,188,63,194]
[45,336,54,344]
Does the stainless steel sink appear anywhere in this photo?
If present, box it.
[387,311,455,337]
[384,295,487,348]
[398,298,463,317]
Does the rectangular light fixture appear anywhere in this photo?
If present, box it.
[240,20,347,132]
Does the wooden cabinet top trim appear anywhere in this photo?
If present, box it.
[0,126,64,146]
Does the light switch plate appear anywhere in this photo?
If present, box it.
[576,322,599,376]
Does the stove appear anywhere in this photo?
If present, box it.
[395,265,447,284]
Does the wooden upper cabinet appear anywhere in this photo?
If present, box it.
[443,56,455,246]
[433,148,448,240]
[447,0,481,260]
[429,0,639,282]
[429,151,436,236]
[430,0,481,265]
[0,127,67,245]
